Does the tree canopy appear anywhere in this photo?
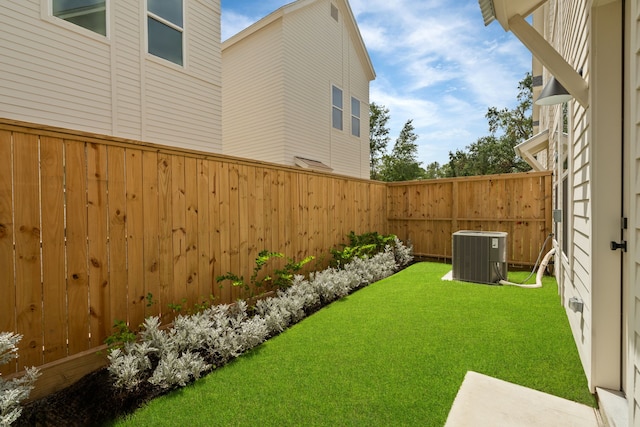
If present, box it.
[368,72,533,181]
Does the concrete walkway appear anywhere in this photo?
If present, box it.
[445,371,602,427]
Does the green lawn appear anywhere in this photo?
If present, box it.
[111,262,595,426]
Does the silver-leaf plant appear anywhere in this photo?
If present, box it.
[108,238,412,393]
[0,332,40,427]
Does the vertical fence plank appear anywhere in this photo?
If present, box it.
[86,143,109,346]
[171,156,187,310]
[126,149,145,327]
[142,152,160,318]
[237,165,249,296]
[40,137,67,364]
[107,147,127,332]
[65,140,90,355]
[209,160,222,303]
[157,154,174,322]
[228,164,240,301]
[245,167,258,295]
[0,130,15,375]
[13,132,43,369]
[217,162,231,303]
[184,157,199,307]
[262,169,274,254]
[196,159,212,305]
[253,168,265,254]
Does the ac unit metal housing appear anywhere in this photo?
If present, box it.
[452,231,508,284]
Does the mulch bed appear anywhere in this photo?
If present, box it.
[16,367,162,426]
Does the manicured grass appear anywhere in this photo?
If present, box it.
[112,262,595,426]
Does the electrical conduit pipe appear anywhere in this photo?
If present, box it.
[499,247,556,289]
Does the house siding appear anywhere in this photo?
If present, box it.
[541,0,596,386]
[538,0,627,395]
[222,0,372,179]
[630,0,640,421]
[0,0,221,152]
[222,20,286,164]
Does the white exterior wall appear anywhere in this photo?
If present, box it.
[222,21,286,164]
[629,0,640,421]
[0,0,222,152]
[222,0,372,179]
[540,0,624,395]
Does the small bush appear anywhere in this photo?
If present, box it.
[330,231,398,267]
[1,332,40,427]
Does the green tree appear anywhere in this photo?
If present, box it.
[369,103,391,180]
[447,73,533,177]
[379,120,426,182]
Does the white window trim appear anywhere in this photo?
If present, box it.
[145,0,186,68]
[42,0,111,42]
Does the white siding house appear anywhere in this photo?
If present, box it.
[222,0,375,179]
[480,0,639,424]
[0,1,222,152]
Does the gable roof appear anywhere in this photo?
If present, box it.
[222,0,375,81]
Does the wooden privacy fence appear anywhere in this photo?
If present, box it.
[387,172,553,265]
[0,120,387,395]
[0,119,550,400]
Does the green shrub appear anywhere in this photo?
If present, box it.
[330,231,397,267]
[217,250,314,299]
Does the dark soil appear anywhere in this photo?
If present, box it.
[16,367,167,427]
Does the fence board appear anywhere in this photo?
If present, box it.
[157,154,174,322]
[0,130,15,375]
[142,152,160,318]
[86,143,109,346]
[217,162,231,303]
[64,141,90,355]
[185,157,199,307]
[126,149,145,327]
[107,147,127,330]
[196,159,212,305]
[13,133,43,369]
[40,137,67,364]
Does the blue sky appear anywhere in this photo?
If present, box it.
[220,0,531,167]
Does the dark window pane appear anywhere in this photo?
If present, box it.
[148,0,183,27]
[351,97,360,117]
[352,117,360,137]
[333,106,343,130]
[53,0,106,35]
[148,17,183,66]
[332,86,342,109]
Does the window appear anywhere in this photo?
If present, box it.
[332,85,343,130]
[351,97,361,137]
[147,0,183,66]
[330,4,339,22]
[52,0,106,36]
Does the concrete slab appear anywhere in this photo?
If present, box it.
[596,387,628,427]
[445,371,601,427]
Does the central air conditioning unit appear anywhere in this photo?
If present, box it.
[452,231,508,284]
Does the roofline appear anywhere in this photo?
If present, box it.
[222,0,375,81]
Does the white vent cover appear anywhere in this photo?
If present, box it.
[294,156,333,173]
[452,231,507,284]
